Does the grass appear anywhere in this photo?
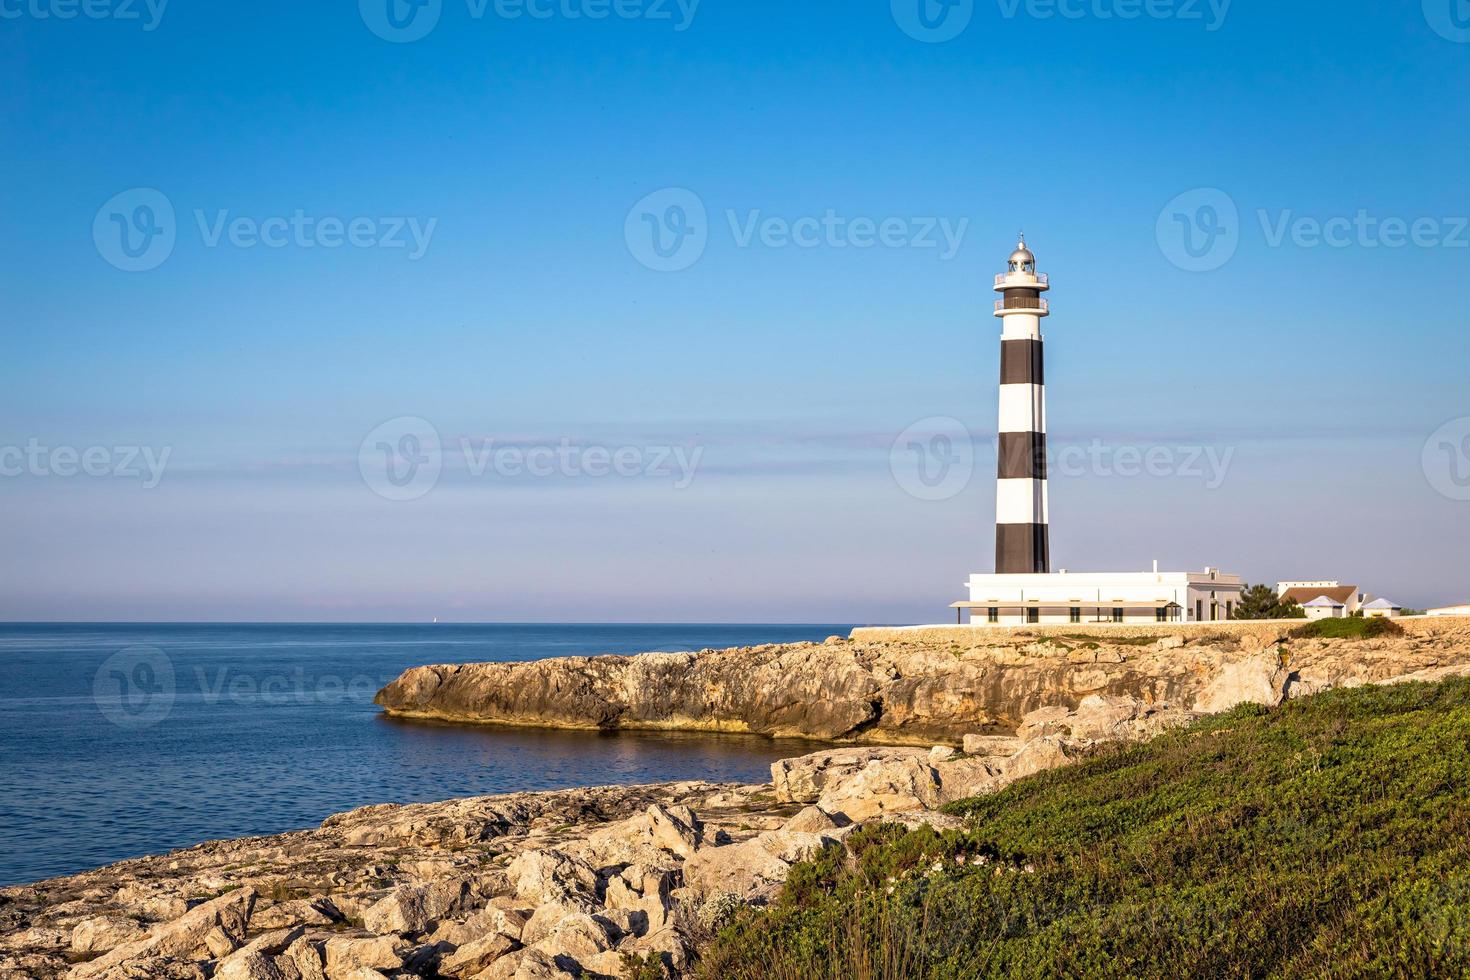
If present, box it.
[695,677,1470,980]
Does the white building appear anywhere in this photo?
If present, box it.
[1277,581,1366,615]
[1362,598,1403,618]
[1302,595,1347,620]
[1428,604,1470,617]
[956,565,1244,626]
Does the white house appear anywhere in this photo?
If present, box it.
[1302,595,1347,620]
[1277,581,1366,615]
[1362,598,1403,618]
[956,566,1245,626]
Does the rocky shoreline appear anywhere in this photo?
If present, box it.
[374,618,1470,743]
[6,619,1470,980]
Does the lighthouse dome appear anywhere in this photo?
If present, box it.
[1007,237,1035,272]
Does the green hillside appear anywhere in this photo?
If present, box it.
[696,677,1470,979]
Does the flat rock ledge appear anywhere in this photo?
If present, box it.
[375,618,1470,744]
[8,641,1470,980]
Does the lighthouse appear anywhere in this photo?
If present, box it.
[993,235,1050,574]
[949,236,1243,625]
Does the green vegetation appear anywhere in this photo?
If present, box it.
[1291,616,1404,640]
[1232,583,1306,620]
[697,678,1470,979]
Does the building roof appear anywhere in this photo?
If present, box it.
[1363,598,1401,610]
[1302,596,1345,608]
[1280,585,1358,606]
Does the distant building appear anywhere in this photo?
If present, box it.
[1362,598,1403,618]
[1278,582,1366,615]
[1302,595,1348,620]
[1428,604,1470,617]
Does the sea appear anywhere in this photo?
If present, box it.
[0,623,850,887]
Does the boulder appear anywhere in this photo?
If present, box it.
[780,805,846,834]
[438,931,519,977]
[682,831,839,903]
[72,888,257,977]
[361,880,466,935]
[815,756,941,822]
[214,950,286,980]
[1195,653,1290,713]
[70,916,145,954]
[771,747,931,804]
[321,935,405,977]
[961,734,1022,757]
[505,851,600,911]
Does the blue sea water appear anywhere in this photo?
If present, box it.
[0,623,849,887]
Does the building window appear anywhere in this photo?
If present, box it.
[1112,608,1124,623]
[1156,606,1168,622]
[1226,600,1234,619]
[1211,602,1219,621]
[1196,600,1203,622]
[987,607,999,623]
[1069,607,1081,623]
[1026,608,1039,624]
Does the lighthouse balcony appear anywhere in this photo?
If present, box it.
[994,272,1049,290]
[994,298,1049,316]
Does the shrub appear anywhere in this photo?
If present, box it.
[696,678,1470,979]
[1290,616,1404,640]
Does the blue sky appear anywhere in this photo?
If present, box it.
[3,0,1469,622]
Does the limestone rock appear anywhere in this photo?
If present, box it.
[683,831,839,903]
[70,916,144,955]
[438,931,518,977]
[772,747,929,804]
[1195,653,1291,713]
[321,935,404,977]
[505,851,600,911]
[816,756,942,822]
[961,734,1022,757]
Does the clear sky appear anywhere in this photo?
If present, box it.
[3,0,1468,622]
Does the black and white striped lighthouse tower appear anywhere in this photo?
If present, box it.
[993,235,1050,574]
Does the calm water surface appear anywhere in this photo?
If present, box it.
[0,623,848,886]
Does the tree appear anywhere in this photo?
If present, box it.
[1233,583,1305,620]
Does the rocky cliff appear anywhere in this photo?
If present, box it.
[374,618,1470,745]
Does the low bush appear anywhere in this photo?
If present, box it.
[696,677,1470,979]
[1291,616,1404,640]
